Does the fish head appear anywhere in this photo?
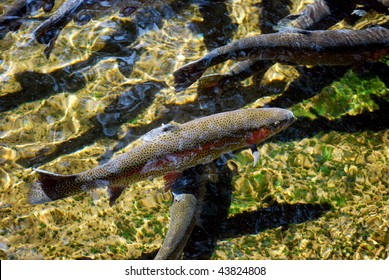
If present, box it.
[244,108,295,145]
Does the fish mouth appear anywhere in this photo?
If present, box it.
[270,110,296,133]
[286,110,297,126]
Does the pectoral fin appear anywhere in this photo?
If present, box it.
[107,185,127,206]
[163,171,182,192]
[141,123,179,143]
[250,144,260,166]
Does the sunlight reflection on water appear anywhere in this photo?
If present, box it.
[0,0,388,260]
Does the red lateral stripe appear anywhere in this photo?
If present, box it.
[246,128,271,145]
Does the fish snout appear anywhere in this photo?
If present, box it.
[285,110,296,126]
[270,109,296,133]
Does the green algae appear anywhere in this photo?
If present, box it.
[292,66,389,120]
[224,130,388,259]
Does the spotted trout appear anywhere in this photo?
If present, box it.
[155,164,206,260]
[154,193,199,259]
[173,27,389,91]
[29,108,295,206]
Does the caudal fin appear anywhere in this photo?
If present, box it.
[29,169,81,204]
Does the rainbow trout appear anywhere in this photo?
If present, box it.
[29,108,295,206]
[154,193,199,259]
[155,164,207,260]
[173,27,389,92]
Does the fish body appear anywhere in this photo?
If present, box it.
[29,108,295,205]
[154,193,198,259]
[173,27,389,91]
[155,164,207,260]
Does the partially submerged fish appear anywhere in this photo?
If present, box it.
[276,0,389,31]
[275,0,332,31]
[0,0,54,39]
[154,193,201,260]
[29,108,295,206]
[154,164,207,260]
[173,27,389,92]
[196,0,387,92]
[154,193,199,259]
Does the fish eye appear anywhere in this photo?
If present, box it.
[162,124,174,132]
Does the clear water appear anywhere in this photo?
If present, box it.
[0,0,388,259]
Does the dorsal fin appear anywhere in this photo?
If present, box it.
[141,123,179,143]
[276,26,311,34]
[107,185,126,206]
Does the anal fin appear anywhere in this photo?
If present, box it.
[107,185,126,206]
[163,171,182,192]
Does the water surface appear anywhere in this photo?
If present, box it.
[0,0,388,259]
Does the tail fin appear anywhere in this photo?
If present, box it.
[29,169,81,204]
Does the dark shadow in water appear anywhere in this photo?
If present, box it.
[278,95,389,143]
[0,69,86,113]
[136,155,331,260]
[16,81,165,167]
[220,202,332,240]
[267,63,389,109]
[196,0,388,95]
[258,0,293,34]
[166,0,237,50]
[266,65,350,108]
[0,18,146,113]
[188,0,237,50]
[196,65,351,110]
